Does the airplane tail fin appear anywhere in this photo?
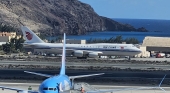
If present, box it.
[21,26,44,43]
[59,33,66,75]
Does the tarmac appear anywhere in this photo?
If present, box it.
[0,60,170,70]
[0,82,169,93]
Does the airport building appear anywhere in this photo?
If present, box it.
[135,46,150,58]
[134,36,170,58]
[142,36,170,52]
[0,32,16,42]
[0,32,21,45]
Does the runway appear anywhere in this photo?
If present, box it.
[0,82,169,93]
[0,60,170,70]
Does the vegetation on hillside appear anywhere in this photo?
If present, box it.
[0,23,17,32]
[48,35,139,44]
[87,36,139,44]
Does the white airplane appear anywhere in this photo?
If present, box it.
[21,26,141,59]
[0,33,166,93]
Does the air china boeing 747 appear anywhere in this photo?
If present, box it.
[21,26,141,59]
[0,33,166,93]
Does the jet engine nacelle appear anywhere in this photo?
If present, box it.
[88,52,99,58]
[17,90,28,93]
[18,90,38,93]
[73,50,83,57]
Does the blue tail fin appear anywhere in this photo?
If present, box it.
[60,33,66,75]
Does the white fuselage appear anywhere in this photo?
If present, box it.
[24,43,141,56]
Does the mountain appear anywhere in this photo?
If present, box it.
[0,0,146,36]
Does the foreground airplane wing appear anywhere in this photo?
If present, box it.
[0,86,38,93]
[24,71,104,79]
[69,73,104,79]
[86,74,167,93]
[86,86,164,93]
[24,71,52,77]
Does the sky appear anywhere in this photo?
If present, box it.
[79,0,170,20]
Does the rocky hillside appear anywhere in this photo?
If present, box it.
[0,0,146,36]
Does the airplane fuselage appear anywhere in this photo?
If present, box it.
[39,75,71,93]
[24,43,141,56]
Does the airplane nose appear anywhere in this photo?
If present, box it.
[137,48,142,53]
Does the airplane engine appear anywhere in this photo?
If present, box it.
[18,90,28,93]
[88,52,99,58]
[73,50,83,57]
[18,90,38,93]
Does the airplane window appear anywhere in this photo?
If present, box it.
[54,88,56,91]
[49,88,53,90]
[43,88,48,90]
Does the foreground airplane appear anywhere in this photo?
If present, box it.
[0,33,167,93]
[21,26,141,59]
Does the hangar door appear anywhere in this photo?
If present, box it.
[146,46,170,52]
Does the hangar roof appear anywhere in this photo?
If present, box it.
[142,36,170,47]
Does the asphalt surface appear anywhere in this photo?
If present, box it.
[0,82,169,93]
[0,69,169,79]
[0,60,170,70]
[131,58,170,61]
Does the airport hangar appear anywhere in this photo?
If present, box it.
[136,36,170,57]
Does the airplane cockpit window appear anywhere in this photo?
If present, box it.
[43,88,57,91]
[49,88,53,90]
[43,88,48,90]
[54,88,56,91]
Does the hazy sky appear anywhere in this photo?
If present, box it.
[79,0,170,20]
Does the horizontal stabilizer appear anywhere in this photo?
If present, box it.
[69,73,104,79]
[24,71,52,77]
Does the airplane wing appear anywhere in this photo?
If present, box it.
[24,71,104,79]
[24,71,52,77]
[0,86,24,91]
[69,73,104,79]
[86,74,167,93]
[86,86,164,93]
[0,86,38,93]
